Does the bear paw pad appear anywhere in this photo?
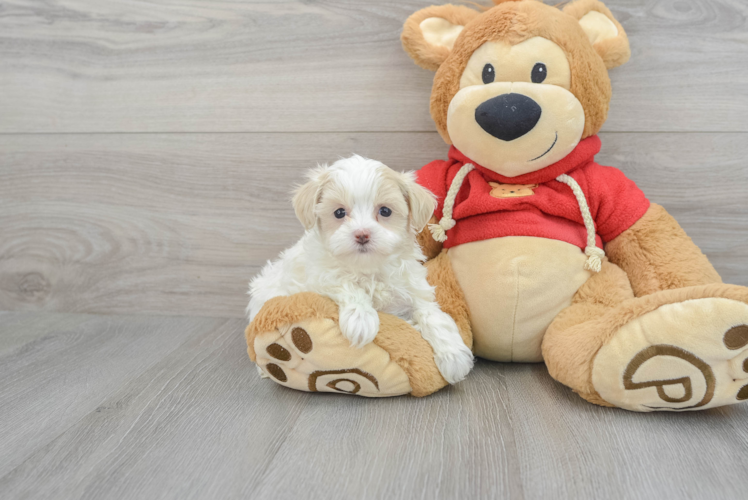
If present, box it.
[252,318,412,397]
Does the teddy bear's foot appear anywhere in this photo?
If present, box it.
[592,297,748,411]
[252,317,413,397]
[246,292,452,397]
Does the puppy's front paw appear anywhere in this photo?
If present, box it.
[339,306,380,348]
[256,364,269,379]
[434,344,474,385]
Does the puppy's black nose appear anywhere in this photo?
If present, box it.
[475,93,542,141]
[354,230,370,245]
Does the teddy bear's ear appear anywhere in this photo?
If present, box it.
[563,0,630,69]
[401,5,480,71]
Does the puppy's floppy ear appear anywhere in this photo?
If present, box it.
[397,171,437,232]
[563,0,630,69]
[292,166,330,230]
[401,5,480,71]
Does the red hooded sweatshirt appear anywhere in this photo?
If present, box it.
[415,135,650,250]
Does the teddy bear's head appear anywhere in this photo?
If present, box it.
[402,0,630,177]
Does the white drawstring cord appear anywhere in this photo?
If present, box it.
[429,165,604,273]
[555,174,605,273]
[428,163,475,242]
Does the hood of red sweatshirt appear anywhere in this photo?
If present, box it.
[448,135,602,185]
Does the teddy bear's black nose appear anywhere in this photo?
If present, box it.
[475,93,542,141]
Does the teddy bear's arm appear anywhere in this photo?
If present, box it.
[417,216,444,260]
[604,203,722,297]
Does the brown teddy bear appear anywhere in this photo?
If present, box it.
[247,0,748,411]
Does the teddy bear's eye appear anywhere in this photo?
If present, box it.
[334,208,346,219]
[531,62,547,84]
[482,63,495,84]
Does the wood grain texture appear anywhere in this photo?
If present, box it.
[0,310,91,357]
[1,132,746,318]
[0,313,746,500]
[0,311,228,476]
[0,0,746,134]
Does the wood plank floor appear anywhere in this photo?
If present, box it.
[0,311,746,500]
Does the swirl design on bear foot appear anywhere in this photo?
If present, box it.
[623,345,715,409]
[592,299,748,412]
[308,368,379,394]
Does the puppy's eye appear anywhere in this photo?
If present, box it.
[531,63,547,84]
[482,63,495,84]
[334,208,346,219]
[379,207,392,217]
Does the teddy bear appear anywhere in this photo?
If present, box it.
[246,0,748,411]
[488,182,538,198]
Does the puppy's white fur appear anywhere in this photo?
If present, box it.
[247,155,474,384]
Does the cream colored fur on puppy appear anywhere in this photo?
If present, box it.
[247,155,474,384]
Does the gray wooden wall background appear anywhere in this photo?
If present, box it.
[2,0,747,319]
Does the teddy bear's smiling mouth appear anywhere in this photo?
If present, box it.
[529,131,558,162]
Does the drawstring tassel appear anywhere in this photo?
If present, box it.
[584,246,605,273]
[428,163,475,243]
[429,218,455,243]
[556,173,605,273]
[428,223,447,243]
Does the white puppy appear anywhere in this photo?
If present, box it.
[247,155,474,384]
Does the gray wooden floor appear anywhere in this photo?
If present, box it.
[2,311,747,500]
[1,1,748,499]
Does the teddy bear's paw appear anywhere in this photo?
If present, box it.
[252,317,412,397]
[592,298,748,412]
